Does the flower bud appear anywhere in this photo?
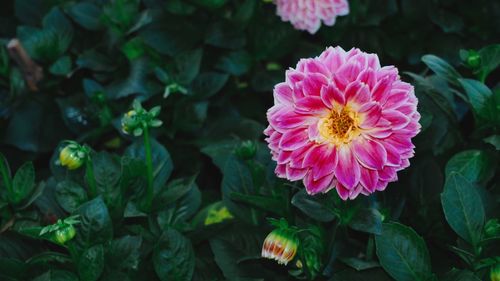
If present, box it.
[204,206,234,225]
[262,228,299,265]
[121,100,163,136]
[491,263,500,281]
[485,219,500,238]
[59,143,86,170]
[235,140,257,160]
[466,51,481,69]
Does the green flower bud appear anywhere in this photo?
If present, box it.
[59,143,87,170]
[204,206,234,225]
[466,51,481,69]
[485,219,500,238]
[235,140,257,160]
[121,100,163,136]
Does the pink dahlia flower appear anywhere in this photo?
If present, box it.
[274,0,349,34]
[264,47,421,200]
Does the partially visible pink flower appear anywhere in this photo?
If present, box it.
[264,46,421,200]
[274,0,349,34]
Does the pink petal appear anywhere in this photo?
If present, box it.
[304,59,331,77]
[286,166,308,181]
[322,46,346,73]
[302,73,329,96]
[335,182,349,200]
[359,103,382,129]
[348,184,364,200]
[383,142,401,167]
[304,172,334,195]
[357,68,377,89]
[335,62,362,90]
[378,166,396,181]
[360,168,378,192]
[334,145,360,189]
[320,83,345,108]
[352,138,387,170]
[295,96,329,115]
[303,144,337,180]
[268,106,311,130]
[372,76,393,104]
[274,83,294,105]
[345,82,370,108]
[384,110,411,130]
[279,128,308,150]
[275,164,286,178]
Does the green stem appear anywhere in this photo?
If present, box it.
[366,235,374,260]
[0,155,13,198]
[143,126,154,213]
[85,157,97,199]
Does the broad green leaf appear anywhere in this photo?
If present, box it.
[105,58,149,99]
[175,48,203,85]
[140,19,201,56]
[90,152,122,206]
[191,72,229,98]
[421,54,461,84]
[441,172,485,245]
[11,162,35,204]
[478,44,500,80]
[191,0,228,9]
[55,180,88,213]
[105,236,142,271]
[442,269,481,281]
[457,78,494,120]
[49,56,72,76]
[153,228,195,281]
[230,192,286,217]
[78,244,104,281]
[75,197,113,247]
[215,50,252,76]
[375,222,432,281]
[349,208,383,235]
[331,268,392,281]
[157,183,201,227]
[0,257,27,280]
[32,270,78,281]
[221,155,258,224]
[445,150,496,184]
[153,176,196,211]
[67,2,103,30]
[484,135,500,150]
[291,189,337,222]
[125,138,173,190]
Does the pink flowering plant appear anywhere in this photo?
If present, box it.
[0,1,499,281]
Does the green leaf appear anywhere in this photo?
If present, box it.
[478,44,500,80]
[0,257,27,280]
[11,162,35,204]
[55,180,88,213]
[125,138,173,190]
[67,2,103,30]
[105,236,142,271]
[291,189,337,222]
[78,244,104,281]
[230,192,286,216]
[90,152,122,207]
[49,56,72,76]
[157,183,201,227]
[442,269,481,281]
[32,270,79,281]
[331,268,392,281]
[140,19,201,56]
[445,150,496,184]
[484,135,500,150]
[221,155,258,224]
[421,54,461,84]
[153,228,195,281]
[175,48,203,85]
[457,78,494,120]
[349,208,383,235]
[75,197,113,247]
[441,172,485,245]
[375,222,432,281]
[191,0,228,9]
[191,72,229,98]
[215,50,252,76]
[153,176,196,211]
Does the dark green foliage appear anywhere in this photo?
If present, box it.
[0,0,499,280]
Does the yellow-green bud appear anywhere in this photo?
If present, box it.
[59,144,86,170]
[262,228,299,266]
[204,206,234,225]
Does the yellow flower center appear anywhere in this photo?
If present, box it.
[318,108,360,145]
